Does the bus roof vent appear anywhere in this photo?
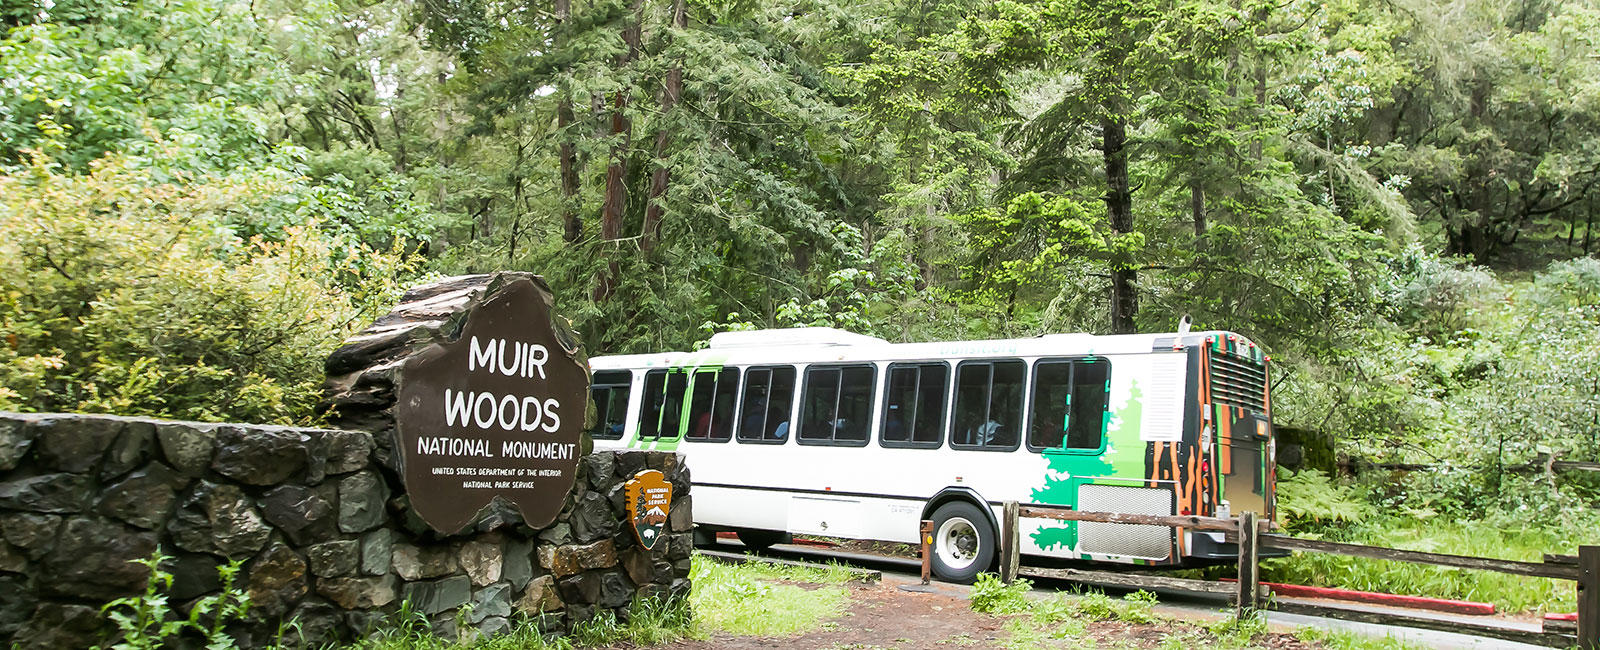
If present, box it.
[706,327,888,349]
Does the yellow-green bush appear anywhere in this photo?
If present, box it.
[0,150,412,424]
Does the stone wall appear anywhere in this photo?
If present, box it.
[0,412,692,648]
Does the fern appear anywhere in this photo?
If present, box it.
[1276,469,1373,530]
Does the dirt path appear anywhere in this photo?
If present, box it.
[651,573,1319,650]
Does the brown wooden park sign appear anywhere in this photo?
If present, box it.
[386,274,588,534]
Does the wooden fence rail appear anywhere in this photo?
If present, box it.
[998,502,1598,649]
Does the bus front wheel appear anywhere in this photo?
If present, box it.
[929,502,994,583]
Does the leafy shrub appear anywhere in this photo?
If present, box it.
[100,550,249,649]
[969,573,1033,614]
[1276,469,1374,530]
[0,149,413,423]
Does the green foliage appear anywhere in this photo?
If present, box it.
[688,555,852,637]
[0,148,414,423]
[1276,469,1374,530]
[1263,509,1600,613]
[100,550,250,650]
[969,573,1033,614]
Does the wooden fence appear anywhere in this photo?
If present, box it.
[990,503,1598,649]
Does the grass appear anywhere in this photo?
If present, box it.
[350,553,862,649]
[688,554,856,637]
[1261,517,1589,614]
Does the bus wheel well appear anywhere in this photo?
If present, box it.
[921,489,998,539]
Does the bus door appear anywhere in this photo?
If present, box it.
[1206,339,1273,520]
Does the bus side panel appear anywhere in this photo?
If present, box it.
[1027,353,1191,565]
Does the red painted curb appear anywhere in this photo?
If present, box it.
[1222,579,1497,615]
[1546,612,1577,621]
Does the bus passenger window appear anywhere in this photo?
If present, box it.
[1067,362,1109,449]
[800,365,875,445]
[1028,358,1110,452]
[638,370,688,439]
[882,363,947,447]
[686,368,739,442]
[588,370,632,440]
[952,360,1025,450]
[738,366,796,443]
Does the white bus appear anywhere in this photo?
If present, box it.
[588,327,1274,582]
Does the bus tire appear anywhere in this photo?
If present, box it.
[929,501,994,583]
[735,528,787,551]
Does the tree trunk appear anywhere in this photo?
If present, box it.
[556,0,581,243]
[1191,181,1207,240]
[1102,117,1137,334]
[599,0,644,242]
[642,0,687,254]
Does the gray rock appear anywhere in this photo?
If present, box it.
[359,528,393,576]
[259,483,338,545]
[402,575,471,615]
[166,553,223,601]
[459,540,503,586]
[42,516,159,600]
[475,616,511,639]
[12,602,101,650]
[317,573,398,609]
[537,522,573,546]
[583,453,615,491]
[338,470,388,533]
[308,540,360,578]
[168,482,272,558]
[0,574,35,637]
[285,600,345,648]
[559,569,634,609]
[246,543,308,620]
[502,538,533,590]
[668,495,693,533]
[97,462,184,529]
[0,417,36,471]
[33,415,122,473]
[469,582,512,623]
[671,557,692,579]
[0,473,91,513]
[513,575,563,614]
[0,512,61,558]
[212,426,309,485]
[309,429,373,482]
[0,541,25,573]
[391,542,457,580]
[100,420,156,480]
[616,452,648,480]
[569,491,617,543]
[666,532,693,561]
[620,548,654,586]
[156,422,218,476]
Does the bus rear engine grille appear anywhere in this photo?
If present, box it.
[1209,354,1266,411]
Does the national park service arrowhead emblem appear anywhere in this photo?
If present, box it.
[625,469,672,551]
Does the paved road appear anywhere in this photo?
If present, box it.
[702,541,1550,650]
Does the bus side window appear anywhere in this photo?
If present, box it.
[882,362,947,448]
[686,368,739,442]
[952,359,1025,450]
[1027,358,1110,452]
[638,369,688,439]
[638,370,666,439]
[1067,361,1109,450]
[738,366,796,443]
[800,365,875,445]
[588,370,632,440]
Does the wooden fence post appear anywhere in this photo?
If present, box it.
[1001,501,1021,584]
[1235,511,1259,619]
[1581,545,1599,649]
[919,520,933,585]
